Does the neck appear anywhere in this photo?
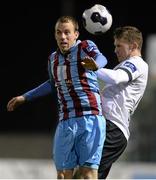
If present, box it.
[130,49,141,57]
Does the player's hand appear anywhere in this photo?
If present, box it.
[81,56,98,71]
[7,95,26,111]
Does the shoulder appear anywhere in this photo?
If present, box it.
[80,40,96,46]
[48,51,57,61]
[79,40,99,52]
[126,56,148,70]
[119,56,148,75]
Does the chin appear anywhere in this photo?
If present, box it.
[62,48,70,53]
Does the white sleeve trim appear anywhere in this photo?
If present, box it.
[97,68,130,84]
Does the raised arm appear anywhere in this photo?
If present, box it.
[97,68,129,84]
[81,58,129,84]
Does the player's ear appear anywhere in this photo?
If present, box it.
[75,30,79,39]
[133,41,138,49]
[131,42,138,50]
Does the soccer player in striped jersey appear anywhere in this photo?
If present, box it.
[7,16,108,179]
[81,26,149,179]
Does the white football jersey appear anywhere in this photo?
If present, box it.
[100,56,148,140]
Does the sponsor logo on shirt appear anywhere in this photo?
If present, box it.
[123,62,137,72]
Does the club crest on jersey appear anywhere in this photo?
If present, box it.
[65,54,72,62]
[123,62,137,72]
[86,45,97,52]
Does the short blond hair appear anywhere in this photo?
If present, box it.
[114,26,143,50]
[55,16,79,31]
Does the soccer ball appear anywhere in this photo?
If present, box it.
[82,4,112,35]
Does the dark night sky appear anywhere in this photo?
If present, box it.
[1,1,155,132]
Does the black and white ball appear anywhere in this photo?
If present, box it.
[82,4,112,35]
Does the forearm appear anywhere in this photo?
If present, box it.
[23,80,52,101]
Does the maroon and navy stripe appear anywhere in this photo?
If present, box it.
[77,41,99,115]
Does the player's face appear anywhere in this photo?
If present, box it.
[55,21,79,54]
[114,38,133,62]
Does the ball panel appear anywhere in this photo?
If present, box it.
[91,12,107,26]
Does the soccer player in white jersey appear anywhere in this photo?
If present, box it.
[81,26,149,179]
[7,16,108,179]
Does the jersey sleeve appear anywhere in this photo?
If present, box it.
[97,68,129,84]
[82,40,108,68]
[23,80,53,101]
[117,58,141,82]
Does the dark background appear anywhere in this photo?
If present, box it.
[1,1,155,133]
